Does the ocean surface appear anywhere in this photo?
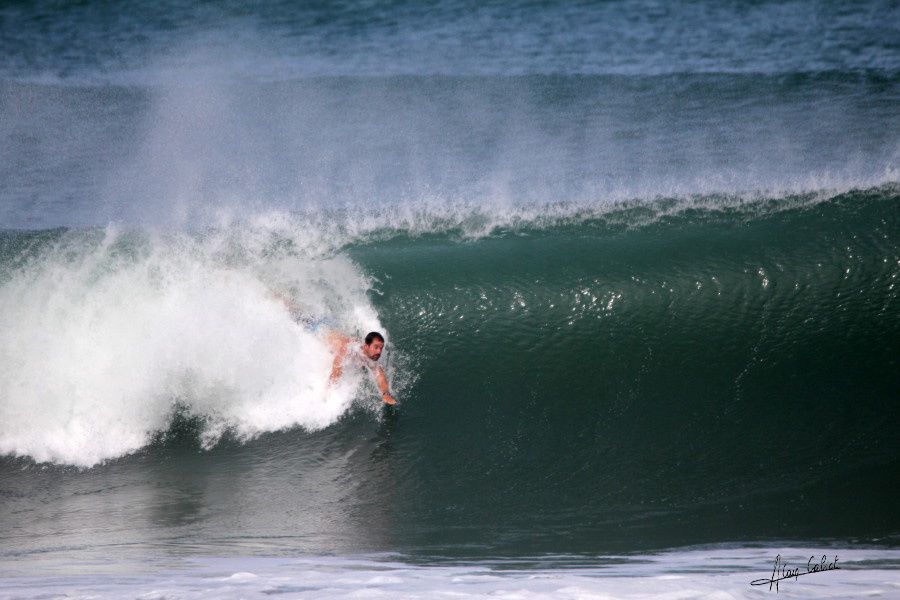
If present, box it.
[1,1,899,598]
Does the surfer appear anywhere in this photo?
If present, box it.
[326,331,396,405]
[268,290,396,405]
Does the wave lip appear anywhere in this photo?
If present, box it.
[274,182,900,246]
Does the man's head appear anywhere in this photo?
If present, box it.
[363,331,385,360]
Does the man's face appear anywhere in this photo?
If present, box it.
[363,339,384,361]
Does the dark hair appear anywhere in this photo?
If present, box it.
[365,331,385,345]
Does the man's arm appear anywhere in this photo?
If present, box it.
[328,334,351,383]
[373,366,396,405]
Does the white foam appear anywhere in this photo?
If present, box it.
[2,547,899,600]
[0,224,384,467]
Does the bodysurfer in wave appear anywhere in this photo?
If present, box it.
[326,331,396,405]
[269,290,396,405]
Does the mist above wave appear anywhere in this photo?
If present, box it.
[2,68,897,231]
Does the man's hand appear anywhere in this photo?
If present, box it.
[374,367,396,404]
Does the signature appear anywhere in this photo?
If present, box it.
[750,554,839,592]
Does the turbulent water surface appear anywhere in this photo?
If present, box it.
[1,0,898,597]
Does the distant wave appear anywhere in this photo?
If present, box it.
[2,0,898,81]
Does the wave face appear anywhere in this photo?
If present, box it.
[356,187,899,548]
[0,188,897,554]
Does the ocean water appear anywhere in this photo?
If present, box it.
[1,1,899,598]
